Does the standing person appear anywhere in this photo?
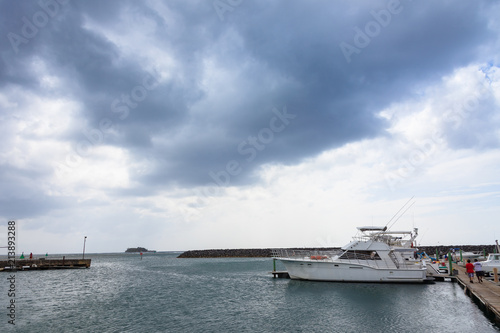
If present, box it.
[473,259,484,283]
[465,259,475,283]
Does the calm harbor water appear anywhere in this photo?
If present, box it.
[1,252,499,332]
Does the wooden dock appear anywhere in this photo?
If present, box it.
[452,264,500,324]
[0,258,91,271]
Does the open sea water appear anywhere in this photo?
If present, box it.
[1,252,499,332]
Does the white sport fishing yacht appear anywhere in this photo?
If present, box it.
[273,226,428,283]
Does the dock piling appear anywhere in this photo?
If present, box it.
[448,252,452,275]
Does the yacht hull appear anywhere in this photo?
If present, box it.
[279,258,427,283]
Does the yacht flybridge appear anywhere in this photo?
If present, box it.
[273,226,428,283]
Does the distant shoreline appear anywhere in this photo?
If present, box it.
[177,245,498,258]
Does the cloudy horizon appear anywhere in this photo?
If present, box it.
[1,0,499,254]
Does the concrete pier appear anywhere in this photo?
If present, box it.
[0,258,91,271]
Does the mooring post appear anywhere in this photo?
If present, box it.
[448,252,452,276]
[494,268,499,284]
[273,258,276,272]
[460,249,462,263]
[82,236,87,259]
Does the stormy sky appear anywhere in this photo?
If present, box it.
[1,0,499,253]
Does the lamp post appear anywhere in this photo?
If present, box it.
[83,236,87,259]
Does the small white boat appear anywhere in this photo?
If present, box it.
[482,253,500,274]
[452,251,482,261]
[482,241,500,275]
[273,226,427,283]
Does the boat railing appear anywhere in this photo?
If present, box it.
[337,252,393,269]
[388,251,400,269]
[397,259,425,269]
[352,235,408,247]
[338,251,424,270]
[271,249,341,260]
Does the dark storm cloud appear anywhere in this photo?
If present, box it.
[134,0,495,190]
[0,0,497,199]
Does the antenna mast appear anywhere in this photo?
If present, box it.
[384,196,415,230]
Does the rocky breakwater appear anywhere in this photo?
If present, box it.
[419,245,497,257]
[177,248,340,258]
[177,245,498,258]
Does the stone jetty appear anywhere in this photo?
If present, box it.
[419,245,497,257]
[177,248,340,258]
[177,245,497,258]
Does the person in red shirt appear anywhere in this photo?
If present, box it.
[465,259,475,283]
